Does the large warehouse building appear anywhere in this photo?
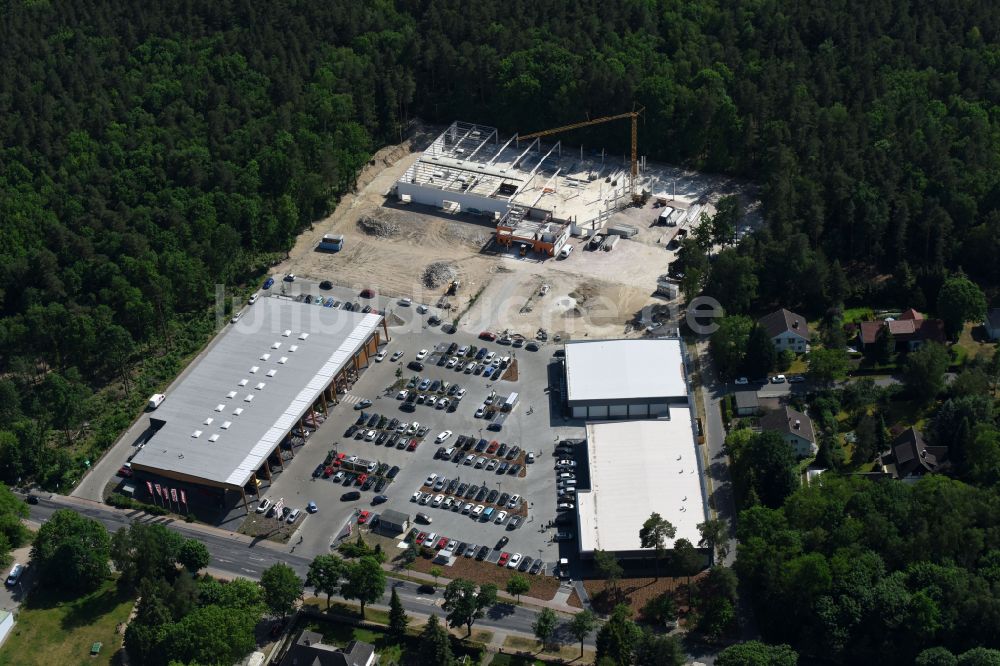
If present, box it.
[564,338,688,420]
[130,296,386,516]
[577,415,707,558]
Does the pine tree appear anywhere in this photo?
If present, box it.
[389,587,408,637]
[417,615,455,666]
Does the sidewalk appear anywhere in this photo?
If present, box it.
[382,563,582,616]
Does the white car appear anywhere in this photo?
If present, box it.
[425,473,438,486]
[464,454,475,466]
[397,390,409,400]
[446,357,458,368]
[432,494,444,507]
[230,310,243,324]
[286,509,301,524]
[390,350,404,362]
[770,374,787,384]
[399,297,413,306]
[411,491,421,502]
[248,293,259,304]
[508,494,521,509]
[475,405,486,418]
[559,245,573,258]
[406,422,419,435]
[734,377,749,385]
[436,398,449,410]
[375,350,387,362]
[471,505,485,517]
[484,351,495,362]
[419,493,431,505]
[464,362,476,373]
[507,553,522,569]
[416,349,429,361]
[397,421,409,433]
[495,510,508,524]
[332,471,345,482]
[445,539,457,553]
[526,452,535,464]
[486,459,499,471]
[435,430,453,443]
[426,396,437,408]
[365,430,377,441]
[456,387,467,398]
[256,498,272,514]
[557,459,577,467]
[442,497,454,510]
[416,304,428,314]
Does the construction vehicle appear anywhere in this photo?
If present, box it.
[518,107,645,203]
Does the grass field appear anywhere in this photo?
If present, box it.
[0,579,134,666]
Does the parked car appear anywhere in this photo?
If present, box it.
[256,498,272,514]
[263,277,275,289]
[479,331,497,341]
[286,509,301,524]
[341,491,361,501]
[770,374,787,384]
[354,399,373,410]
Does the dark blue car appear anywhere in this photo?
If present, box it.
[263,277,275,290]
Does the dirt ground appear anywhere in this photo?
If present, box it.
[273,127,748,339]
[406,552,561,601]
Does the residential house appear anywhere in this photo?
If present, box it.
[986,307,1000,341]
[758,309,810,353]
[282,632,377,666]
[858,309,946,352]
[880,427,949,480]
[734,391,760,416]
[760,406,817,457]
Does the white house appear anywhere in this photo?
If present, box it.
[760,406,817,458]
[758,308,810,353]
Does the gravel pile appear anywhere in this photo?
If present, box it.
[356,212,400,237]
[423,261,458,288]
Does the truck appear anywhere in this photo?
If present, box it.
[342,456,377,474]
[658,207,676,225]
[588,234,605,251]
[501,392,519,412]
[602,235,620,251]
[317,234,344,252]
[147,394,166,410]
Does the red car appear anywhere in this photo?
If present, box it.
[487,440,499,454]
[479,331,497,341]
[498,552,510,566]
[407,439,419,451]
[333,453,346,466]
[323,466,334,477]
[117,464,133,478]
[357,473,368,485]
[416,532,427,545]
[436,536,449,549]
[360,288,375,298]
[358,510,371,524]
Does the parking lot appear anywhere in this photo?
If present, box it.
[254,280,584,573]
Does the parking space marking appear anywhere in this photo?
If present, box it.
[341,394,363,405]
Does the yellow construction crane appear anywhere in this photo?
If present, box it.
[518,107,645,201]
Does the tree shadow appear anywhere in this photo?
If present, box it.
[487,602,516,620]
[60,584,133,631]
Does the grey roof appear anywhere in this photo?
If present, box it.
[760,406,816,444]
[734,391,759,410]
[379,509,409,528]
[282,633,375,666]
[132,297,382,487]
[758,308,809,340]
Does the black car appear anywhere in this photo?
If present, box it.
[320,280,333,290]
[447,384,459,396]
[428,315,442,326]
[355,413,367,425]
[508,464,522,475]
[25,495,38,505]
[463,437,475,451]
[497,462,509,474]
[476,545,489,560]
[447,401,458,413]
[454,542,467,557]
[376,432,389,445]
[436,355,448,367]
[304,294,313,304]
[518,556,533,572]
[466,484,479,499]
[345,424,359,437]
[387,465,400,479]
[362,477,375,491]
[312,464,325,478]
[429,379,441,392]
[354,430,366,440]
[506,446,520,460]
[495,536,509,550]
[456,483,469,496]
[475,487,488,502]
[354,398,373,410]
[486,489,499,504]
[553,349,566,357]
[366,413,380,427]
[407,360,424,371]
[388,418,400,430]
[525,342,539,351]
[447,342,459,355]
[341,491,361,501]
[372,494,388,505]
[374,478,388,493]
[447,478,460,494]
[498,492,510,506]
[529,559,543,574]
[451,449,464,463]
[436,446,447,459]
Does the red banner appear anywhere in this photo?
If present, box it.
[180,489,187,505]
[146,481,154,496]
[154,483,162,499]
[170,488,178,502]
[161,486,170,501]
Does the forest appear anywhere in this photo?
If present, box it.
[2,0,998,486]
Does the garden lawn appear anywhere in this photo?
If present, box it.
[0,579,134,666]
[408,552,560,601]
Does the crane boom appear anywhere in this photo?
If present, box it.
[518,107,645,201]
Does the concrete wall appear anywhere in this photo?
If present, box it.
[395,181,510,217]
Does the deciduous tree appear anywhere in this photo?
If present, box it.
[31,509,110,593]
[306,554,344,609]
[506,573,530,603]
[442,579,496,636]
[341,556,386,620]
[532,607,558,650]
[569,609,597,657]
[260,563,303,617]
[639,512,676,579]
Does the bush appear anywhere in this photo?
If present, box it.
[105,493,169,516]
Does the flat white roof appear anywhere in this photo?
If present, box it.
[578,412,706,554]
[565,339,687,403]
[131,297,382,487]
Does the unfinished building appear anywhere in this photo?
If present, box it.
[395,121,633,256]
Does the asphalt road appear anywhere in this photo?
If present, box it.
[24,494,592,645]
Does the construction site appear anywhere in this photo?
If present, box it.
[275,116,756,340]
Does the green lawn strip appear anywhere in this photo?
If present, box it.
[0,579,134,666]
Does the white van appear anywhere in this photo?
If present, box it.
[559,245,574,259]
[147,394,166,410]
